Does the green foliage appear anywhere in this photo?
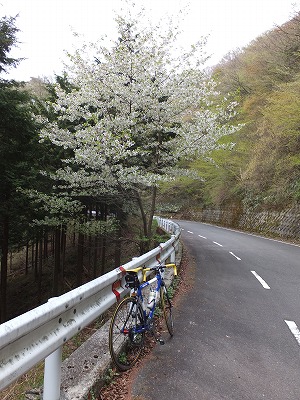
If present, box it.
[75,218,118,236]
[0,83,42,244]
[102,367,120,387]
[0,15,22,75]
[157,173,205,214]
[166,276,180,299]
[243,77,300,206]
[204,10,300,210]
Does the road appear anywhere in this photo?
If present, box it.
[131,220,300,400]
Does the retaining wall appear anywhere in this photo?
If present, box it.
[180,206,300,241]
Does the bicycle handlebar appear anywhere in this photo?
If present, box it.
[127,263,177,282]
[143,263,177,274]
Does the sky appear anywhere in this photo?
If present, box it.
[1,0,300,81]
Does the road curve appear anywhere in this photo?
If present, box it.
[131,220,300,400]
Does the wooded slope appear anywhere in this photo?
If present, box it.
[184,11,300,211]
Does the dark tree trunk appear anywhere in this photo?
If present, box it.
[100,236,106,275]
[136,191,148,238]
[147,186,157,240]
[34,236,39,281]
[114,209,123,268]
[0,216,9,323]
[25,241,29,275]
[38,235,43,304]
[51,231,55,255]
[114,235,121,268]
[31,239,35,273]
[93,234,99,278]
[43,230,48,259]
[60,225,66,284]
[100,204,107,275]
[93,204,100,278]
[53,227,61,296]
[76,231,84,286]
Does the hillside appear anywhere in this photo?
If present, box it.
[159,11,300,214]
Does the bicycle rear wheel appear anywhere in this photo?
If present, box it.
[160,286,174,336]
[109,297,145,371]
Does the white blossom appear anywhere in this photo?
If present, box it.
[38,3,240,218]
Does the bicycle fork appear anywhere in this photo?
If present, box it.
[146,315,165,345]
[121,307,164,345]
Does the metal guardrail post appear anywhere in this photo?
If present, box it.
[170,235,176,263]
[43,346,62,400]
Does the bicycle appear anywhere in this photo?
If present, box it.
[108,262,177,371]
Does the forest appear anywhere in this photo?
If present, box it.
[1,9,300,323]
[178,10,300,211]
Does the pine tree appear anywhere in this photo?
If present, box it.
[0,15,22,75]
[0,16,39,321]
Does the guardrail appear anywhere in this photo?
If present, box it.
[0,217,180,399]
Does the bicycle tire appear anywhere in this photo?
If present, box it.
[160,286,174,336]
[109,297,145,371]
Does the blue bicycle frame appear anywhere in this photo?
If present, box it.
[131,270,164,334]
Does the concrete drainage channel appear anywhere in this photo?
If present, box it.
[60,320,112,399]
[34,244,183,400]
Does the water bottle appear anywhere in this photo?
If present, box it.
[147,287,156,309]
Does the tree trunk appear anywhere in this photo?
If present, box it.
[99,203,107,275]
[34,236,39,281]
[93,235,98,278]
[43,230,48,259]
[9,251,12,274]
[136,187,157,254]
[53,227,61,296]
[136,191,148,238]
[51,231,55,255]
[114,237,121,268]
[0,216,9,323]
[25,241,29,275]
[147,186,157,239]
[31,239,35,272]
[76,231,84,286]
[60,225,66,284]
[38,235,43,304]
[114,212,122,268]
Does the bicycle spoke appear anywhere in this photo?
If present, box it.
[109,297,145,371]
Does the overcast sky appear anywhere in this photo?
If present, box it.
[1,0,300,81]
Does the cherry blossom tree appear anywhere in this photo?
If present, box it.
[40,5,239,247]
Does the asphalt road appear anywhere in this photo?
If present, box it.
[131,220,300,400]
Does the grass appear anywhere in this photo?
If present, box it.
[0,362,45,400]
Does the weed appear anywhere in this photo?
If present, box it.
[103,368,120,386]
[118,352,128,365]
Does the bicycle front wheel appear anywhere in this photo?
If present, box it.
[160,286,174,336]
[109,297,145,371]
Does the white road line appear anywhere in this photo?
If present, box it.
[213,241,223,247]
[200,222,300,248]
[198,235,207,239]
[285,320,300,346]
[251,271,270,289]
[187,231,194,234]
[229,251,241,261]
